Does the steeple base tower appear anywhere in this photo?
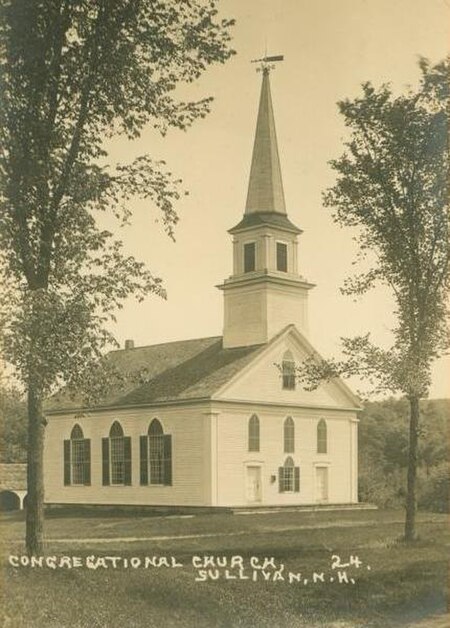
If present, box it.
[219,60,315,349]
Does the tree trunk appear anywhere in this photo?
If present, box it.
[26,384,45,555]
[404,395,420,542]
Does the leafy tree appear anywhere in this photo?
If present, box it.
[0,0,234,554]
[298,59,449,542]
[0,383,27,462]
[358,398,449,510]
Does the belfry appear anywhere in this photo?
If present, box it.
[218,60,315,349]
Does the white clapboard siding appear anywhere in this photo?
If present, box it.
[213,406,358,507]
[44,404,210,506]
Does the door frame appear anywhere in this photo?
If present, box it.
[314,464,330,503]
[244,463,263,504]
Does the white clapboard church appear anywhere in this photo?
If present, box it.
[44,62,360,509]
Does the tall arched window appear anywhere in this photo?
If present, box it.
[278,456,300,493]
[282,351,296,390]
[284,416,295,453]
[64,424,90,486]
[248,415,260,452]
[102,421,132,486]
[140,419,172,486]
[317,419,327,454]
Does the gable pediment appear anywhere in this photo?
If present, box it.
[213,325,361,410]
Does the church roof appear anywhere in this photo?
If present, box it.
[245,69,286,215]
[45,336,264,413]
[228,211,302,234]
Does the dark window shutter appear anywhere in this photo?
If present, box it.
[140,435,148,485]
[163,434,172,486]
[102,438,110,486]
[63,440,71,485]
[84,439,91,485]
[294,466,300,492]
[278,467,284,493]
[124,436,132,485]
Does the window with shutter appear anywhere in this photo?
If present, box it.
[279,457,300,493]
[146,419,172,486]
[66,425,90,486]
[104,421,130,486]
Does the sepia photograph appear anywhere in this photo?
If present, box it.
[0,1,449,626]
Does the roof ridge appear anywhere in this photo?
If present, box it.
[108,335,223,354]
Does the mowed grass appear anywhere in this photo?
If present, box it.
[0,509,448,628]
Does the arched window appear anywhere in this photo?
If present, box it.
[64,424,91,486]
[71,424,83,440]
[140,419,172,486]
[284,416,295,453]
[102,421,132,486]
[248,415,260,452]
[282,351,296,390]
[317,419,327,454]
[278,456,300,493]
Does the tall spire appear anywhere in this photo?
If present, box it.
[245,68,286,215]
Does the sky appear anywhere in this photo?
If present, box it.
[105,0,449,399]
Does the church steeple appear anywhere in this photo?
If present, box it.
[245,68,286,215]
[218,59,315,349]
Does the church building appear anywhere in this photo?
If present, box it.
[44,62,360,509]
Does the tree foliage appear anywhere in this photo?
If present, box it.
[297,59,449,399]
[0,0,234,553]
[295,58,449,542]
[0,383,27,463]
[359,398,449,512]
[0,0,234,395]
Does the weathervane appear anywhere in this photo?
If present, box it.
[251,54,284,74]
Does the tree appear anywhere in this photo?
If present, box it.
[358,398,449,510]
[0,382,27,462]
[0,0,234,554]
[298,59,449,542]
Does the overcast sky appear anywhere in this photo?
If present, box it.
[105,0,449,399]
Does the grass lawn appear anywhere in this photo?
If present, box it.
[0,509,448,627]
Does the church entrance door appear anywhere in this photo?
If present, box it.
[315,467,329,503]
[246,466,262,503]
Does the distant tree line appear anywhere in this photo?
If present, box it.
[359,398,449,512]
[0,385,447,512]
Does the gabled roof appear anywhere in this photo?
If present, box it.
[45,336,264,413]
[46,326,361,414]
